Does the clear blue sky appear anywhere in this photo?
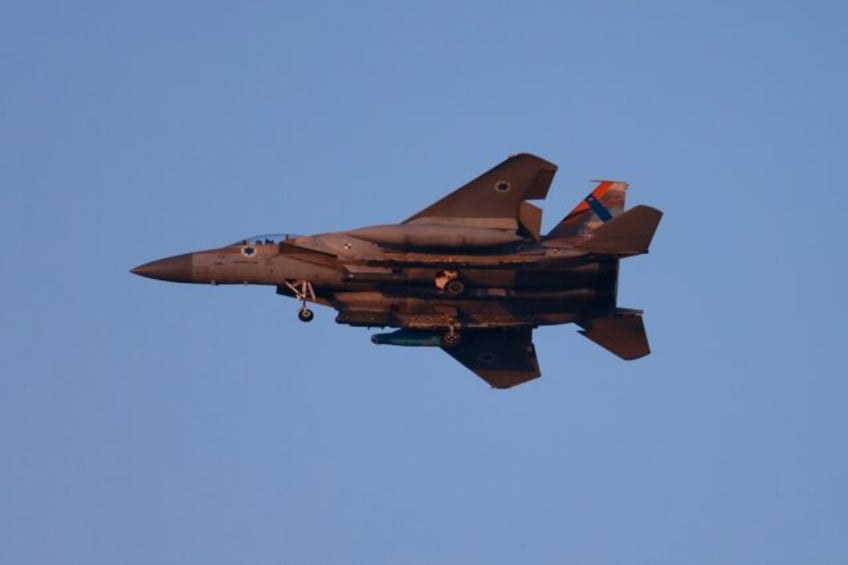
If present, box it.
[2,1,846,563]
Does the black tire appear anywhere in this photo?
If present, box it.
[298,308,314,322]
[445,279,465,296]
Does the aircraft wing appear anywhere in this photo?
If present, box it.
[404,153,557,229]
[442,328,541,389]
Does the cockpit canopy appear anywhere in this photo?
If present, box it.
[230,233,299,246]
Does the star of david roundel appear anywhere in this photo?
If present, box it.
[494,180,511,193]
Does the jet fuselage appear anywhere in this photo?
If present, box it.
[132,153,662,388]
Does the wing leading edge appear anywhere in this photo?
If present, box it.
[404,153,557,229]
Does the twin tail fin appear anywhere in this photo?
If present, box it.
[546,180,662,256]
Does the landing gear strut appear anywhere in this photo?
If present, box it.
[441,326,462,348]
[284,280,316,323]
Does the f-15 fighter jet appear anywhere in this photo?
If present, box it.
[132,153,662,388]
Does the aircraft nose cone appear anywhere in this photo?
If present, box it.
[131,253,194,282]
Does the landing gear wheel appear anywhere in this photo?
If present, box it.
[285,280,317,323]
[298,308,314,323]
[441,331,462,348]
[444,279,465,296]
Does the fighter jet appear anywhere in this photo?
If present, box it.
[131,153,662,388]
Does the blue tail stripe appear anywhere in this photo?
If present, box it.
[585,195,613,222]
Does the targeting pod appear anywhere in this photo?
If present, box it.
[371,329,443,347]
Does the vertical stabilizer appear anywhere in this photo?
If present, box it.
[546,180,628,239]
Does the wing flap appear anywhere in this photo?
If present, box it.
[442,328,541,389]
[519,201,543,242]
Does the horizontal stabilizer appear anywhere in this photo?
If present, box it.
[576,205,662,255]
[577,311,650,360]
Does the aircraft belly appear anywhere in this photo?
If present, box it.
[339,261,616,290]
[332,288,597,329]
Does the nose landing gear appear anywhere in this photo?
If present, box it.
[283,280,316,323]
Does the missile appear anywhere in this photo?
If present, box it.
[371,329,443,347]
